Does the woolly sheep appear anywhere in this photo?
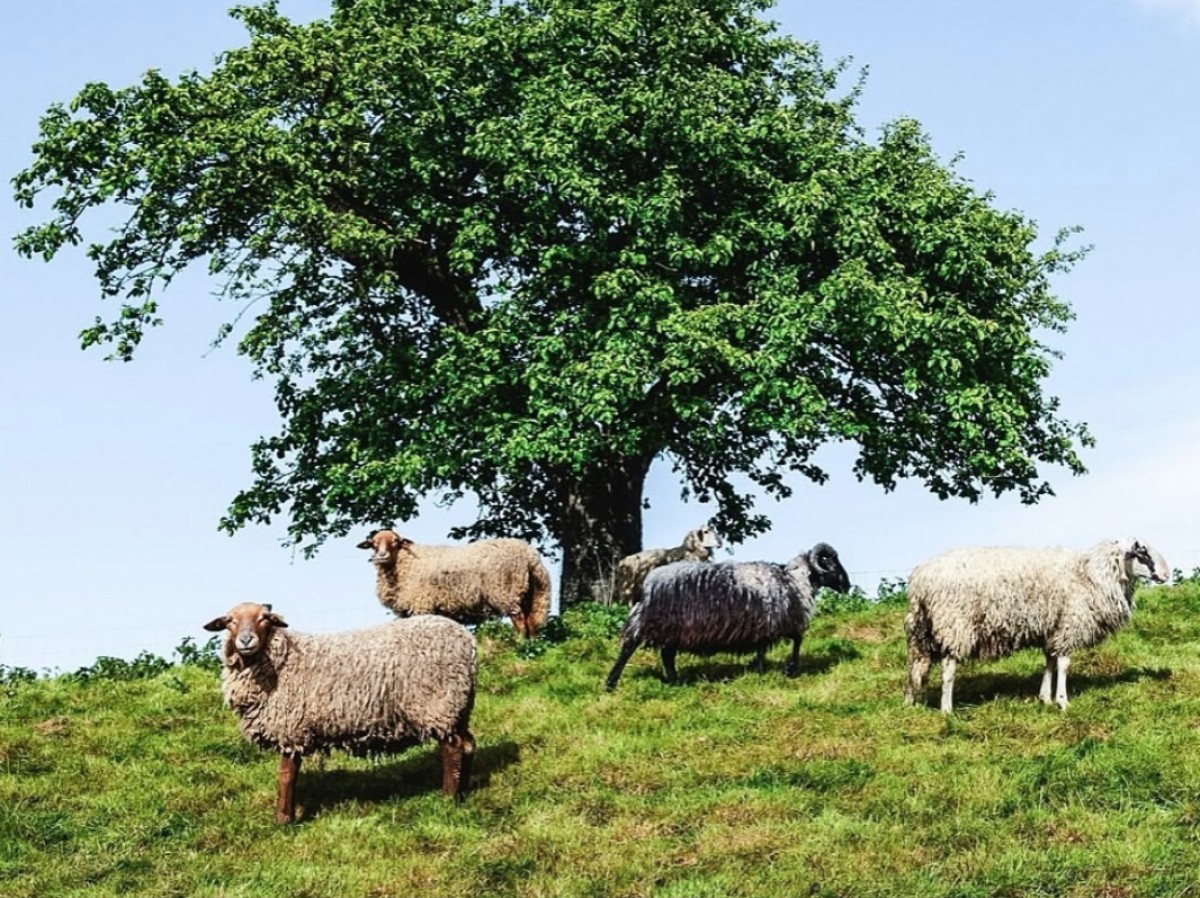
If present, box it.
[610,525,723,605]
[203,602,477,824]
[605,542,851,689]
[903,538,1169,713]
[358,529,551,638]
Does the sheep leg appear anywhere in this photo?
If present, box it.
[1055,655,1071,710]
[752,643,767,675]
[784,634,802,678]
[1039,650,1055,704]
[440,731,475,800]
[510,611,528,639]
[661,645,678,684]
[905,649,931,706]
[458,730,475,799]
[605,639,640,691]
[939,657,957,714]
[276,752,302,825]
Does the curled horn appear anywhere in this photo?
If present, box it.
[809,542,835,572]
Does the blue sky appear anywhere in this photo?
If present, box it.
[2,1,1197,671]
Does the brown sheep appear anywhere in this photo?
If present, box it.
[610,525,722,605]
[203,602,477,824]
[357,529,552,638]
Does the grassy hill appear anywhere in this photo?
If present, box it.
[4,577,1200,898]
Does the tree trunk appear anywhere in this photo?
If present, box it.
[557,456,650,607]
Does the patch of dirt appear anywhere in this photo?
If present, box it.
[34,717,70,737]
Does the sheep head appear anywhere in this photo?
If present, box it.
[807,543,851,594]
[356,529,415,566]
[1118,538,1170,584]
[685,526,723,553]
[204,602,288,662]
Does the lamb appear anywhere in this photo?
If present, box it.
[357,529,551,638]
[605,542,851,689]
[610,525,723,605]
[203,602,477,824]
[903,538,1169,713]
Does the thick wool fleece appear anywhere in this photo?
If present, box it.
[612,527,720,606]
[627,550,842,654]
[905,541,1145,662]
[375,539,550,628]
[220,615,476,757]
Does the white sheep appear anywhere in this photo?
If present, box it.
[203,602,477,823]
[357,529,551,638]
[903,538,1169,713]
[610,525,723,605]
[605,542,851,689]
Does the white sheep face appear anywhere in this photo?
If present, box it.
[1121,539,1169,584]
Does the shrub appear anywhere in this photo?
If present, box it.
[816,577,908,615]
[68,651,172,685]
[0,663,38,686]
[173,635,221,671]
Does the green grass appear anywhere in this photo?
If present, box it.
[5,581,1200,897]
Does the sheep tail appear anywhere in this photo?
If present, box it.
[523,555,552,637]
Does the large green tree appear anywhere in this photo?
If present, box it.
[14,0,1091,604]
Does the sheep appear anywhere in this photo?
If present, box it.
[610,525,723,605]
[903,538,1170,713]
[357,529,551,638]
[203,602,477,824]
[605,542,851,689]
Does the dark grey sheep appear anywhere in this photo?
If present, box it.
[605,542,851,689]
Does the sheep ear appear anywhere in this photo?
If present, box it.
[203,616,230,632]
[265,613,288,629]
[356,538,374,550]
[399,537,415,550]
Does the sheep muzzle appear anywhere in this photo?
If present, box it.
[233,631,263,657]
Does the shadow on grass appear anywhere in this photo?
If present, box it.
[299,740,520,819]
[916,665,1172,710]
[638,640,861,687]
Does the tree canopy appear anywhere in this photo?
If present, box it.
[14,0,1092,603]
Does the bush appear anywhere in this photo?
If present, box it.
[501,603,629,660]
[173,635,221,671]
[68,651,173,685]
[816,578,908,615]
[0,663,38,686]
[1171,567,1200,585]
[563,602,629,639]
